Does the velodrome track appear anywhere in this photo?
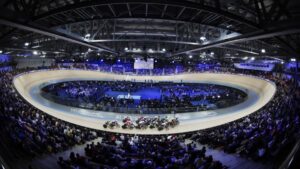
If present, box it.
[13,69,276,135]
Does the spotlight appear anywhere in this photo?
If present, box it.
[33,51,38,55]
[84,34,91,39]
[291,58,296,62]
[189,55,193,59]
[124,47,128,51]
[211,52,214,55]
[24,42,29,46]
[162,48,166,52]
[200,36,206,41]
[0,50,2,54]
[261,49,266,53]
[251,57,255,61]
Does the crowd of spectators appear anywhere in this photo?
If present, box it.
[0,70,99,157]
[0,65,299,169]
[190,75,300,161]
[58,134,227,169]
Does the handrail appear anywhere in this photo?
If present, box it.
[0,155,10,169]
[279,139,300,169]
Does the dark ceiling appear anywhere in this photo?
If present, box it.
[0,0,299,61]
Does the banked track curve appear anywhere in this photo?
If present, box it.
[13,69,276,135]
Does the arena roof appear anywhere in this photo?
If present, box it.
[0,0,299,60]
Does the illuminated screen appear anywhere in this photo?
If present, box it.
[134,58,154,69]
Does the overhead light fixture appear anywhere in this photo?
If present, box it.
[261,49,266,53]
[84,33,91,39]
[162,48,166,52]
[24,42,29,46]
[33,51,38,55]
[189,55,193,59]
[124,47,128,51]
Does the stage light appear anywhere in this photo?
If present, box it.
[86,59,89,62]
[24,42,29,46]
[251,57,255,60]
[261,49,266,53]
[189,55,193,59]
[243,57,249,60]
[200,36,206,41]
[211,52,214,55]
[0,50,2,54]
[162,48,166,52]
[281,61,285,64]
[291,58,296,62]
[101,59,104,62]
[124,47,128,51]
[33,51,38,55]
[117,59,121,62]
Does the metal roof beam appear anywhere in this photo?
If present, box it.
[173,21,300,56]
[33,0,259,29]
[0,18,117,54]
